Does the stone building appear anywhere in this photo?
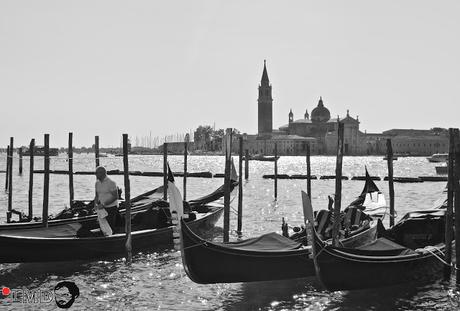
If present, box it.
[240,61,447,156]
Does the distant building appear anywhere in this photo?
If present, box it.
[241,61,448,156]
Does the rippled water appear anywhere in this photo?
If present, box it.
[1,154,459,310]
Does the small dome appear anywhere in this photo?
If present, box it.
[311,97,330,123]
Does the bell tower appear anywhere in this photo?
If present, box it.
[258,60,273,135]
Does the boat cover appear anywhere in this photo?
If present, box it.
[353,237,416,256]
[0,223,82,238]
[220,232,303,251]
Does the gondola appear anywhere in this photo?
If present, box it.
[0,180,238,231]
[0,203,223,263]
[179,171,382,284]
[310,202,449,291]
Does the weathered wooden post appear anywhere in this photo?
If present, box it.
[95,135,100,167]
[453,129,460,282]
[274,142,278,200]
[332,122,344,247]
[42,134,50,227]
[223,128,232,242]
[6,138,13,223]
[4,146,9,191]
[163,142,168,201]
[183,134,189,200]
[122,134,132,263]
[237,136,243,236]
[244,149,249,180]
[444,129,455,277]
[306,143,312,199]
[28,139,35,219]
[386,139,395,227]
[18,147,23,175]
[68,133,74,208]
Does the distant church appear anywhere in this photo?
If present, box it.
[246,61,362,155]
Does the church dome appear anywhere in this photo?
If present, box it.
[311,97,330,123]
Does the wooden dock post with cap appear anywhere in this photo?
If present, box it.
[183,134,189,201]
[163,142,168,201]
[306,143,312,199]
[95,135,100,167]
[7,137,13,223]
[18,147,23,175]
[386,139,395,227]
[28,139,35,219]
[274,143,278,200]
[42,134,50,227]
[332,122,344,247]
[237,136,243,236]
[122,133,132,263]
[223,128,232,242]
[68,133,74,208]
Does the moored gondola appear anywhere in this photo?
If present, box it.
[0,204,223,263]
[0,180,237,231]
[179,171,383,284]
[179,213,378,284]
[308,196,450,291]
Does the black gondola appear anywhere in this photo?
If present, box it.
[179,171,383,284]
[0,180,237,231]
[310,203,449,290]
[0,204,223,263]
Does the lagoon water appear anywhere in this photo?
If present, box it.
[0,154,459,310]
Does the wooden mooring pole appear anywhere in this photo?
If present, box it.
[18,147,23,175]
[453,129,460,283]
[28,139,35,219]
[306,143,312,199]
[237,136,243,236]
[42,134,50,227]
[444,129,455,277]
[68,133,74,208]
[274,143,278,200]
[183,134,189,201]
[95,135,100,168]
[5,146,9,191]
[223,128,232,242]
[122,134,132,263]
[163,142,168,201]
[332,122,344,247]
[386,139,395,227]
[7,137,13,223]
[244,149,249,180]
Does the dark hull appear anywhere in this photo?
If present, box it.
[0,207,223,263]
[315,243,446,291]
[0,182,232,231]
[180,220,378,284]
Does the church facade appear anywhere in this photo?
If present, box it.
[239,61,448,156]
[245,61,363,155]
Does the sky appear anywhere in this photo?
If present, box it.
[1,1,459,147]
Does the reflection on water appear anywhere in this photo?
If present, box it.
[0,155,458,310]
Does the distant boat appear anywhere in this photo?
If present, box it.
[427,153,448,163]
[243,154,280,162]
[21,146,59,157]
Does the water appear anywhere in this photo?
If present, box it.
[1,154,459,310]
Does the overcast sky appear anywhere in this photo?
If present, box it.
[1,1,459,147]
